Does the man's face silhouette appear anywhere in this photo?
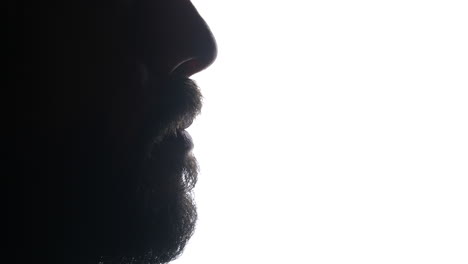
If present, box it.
[13,0,216,263]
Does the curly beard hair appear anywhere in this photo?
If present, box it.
[98,152,199,264]
[93,77,203,264]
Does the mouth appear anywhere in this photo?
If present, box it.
[147,117,195,149]
[145,129,194,165]
[176,129,194,152]
[138,72,202,157]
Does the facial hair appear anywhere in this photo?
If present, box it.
[88,76,203,264]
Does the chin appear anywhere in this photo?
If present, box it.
[74,132,199,264]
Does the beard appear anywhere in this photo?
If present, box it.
[64,76,203,264]
[96,142,199,264]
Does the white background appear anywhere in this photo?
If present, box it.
[175,1,468,263]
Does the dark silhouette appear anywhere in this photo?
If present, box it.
[9,0,217,263]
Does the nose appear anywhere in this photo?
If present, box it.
[136,0,218,77]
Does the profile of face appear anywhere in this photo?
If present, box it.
[11,0,216,263]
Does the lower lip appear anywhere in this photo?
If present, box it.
[179,130,194,151]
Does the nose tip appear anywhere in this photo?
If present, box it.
[137,0,217,78]
[170,23,217,78]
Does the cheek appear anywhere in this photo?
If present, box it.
[105,61,154,149]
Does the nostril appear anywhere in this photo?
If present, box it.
[170,41,217,77]
[178,59,199,77]
[171,58,204,77]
